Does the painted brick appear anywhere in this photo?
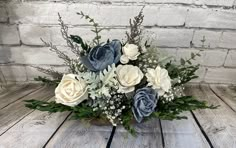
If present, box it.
[219,31,236,49]
[0,65,27,82]
[146,28,194,47]
[192,30,222,48]
[0,46,76,65]
[158,48,177,58]
[224,50,236,67]
[201,49,228,67]
[68,4,143,26]
[25,65,68,81]
[195,0,235,6]
[19,25,63,46]
[144,0,193,4]
[204,68,236,84]
[176,49,227,67]
[156,7,187,27]
[0,5,8,23]
[186,8,236,29]
[19,24,127,46]
[8,3,143,26]
[8,3,67,25]
[176,49,203,65]
[0,25,20,45]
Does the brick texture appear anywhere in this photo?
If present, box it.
[0,5,8,23]
[0,65,27,82]
[219,31,236,49]
[1,1,236,84]
[224,50,236,67]
[146,28,194,47]
[186,8,236,29]
[192,30,222,48]
[0,25,20,45]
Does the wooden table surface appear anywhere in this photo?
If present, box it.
[0,84,235,148]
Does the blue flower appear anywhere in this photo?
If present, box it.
[81,40,121,71]
[132,87,158,123]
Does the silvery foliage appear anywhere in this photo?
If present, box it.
[80,64,118,100]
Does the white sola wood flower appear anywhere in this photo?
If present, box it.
[120,44,140,64]
[146,66,171,96]
[116,65,144,93]
[55,74,88,107]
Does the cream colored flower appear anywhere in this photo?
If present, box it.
[55,74,88,107]
[116,65,144,93]
[146,66,171,96]
[120,44,140,64]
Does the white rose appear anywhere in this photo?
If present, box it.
[146,66,171,96]
[120,44,140,64]
[116,65,144,93]
[55,74,88,107]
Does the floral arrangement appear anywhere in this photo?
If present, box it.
[25,8,216,137]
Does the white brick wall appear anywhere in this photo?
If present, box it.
[186,8,236,29]
[224,50,236,67]
[192,30,222,48]
[0,25,20,45]
[0,0,236,84]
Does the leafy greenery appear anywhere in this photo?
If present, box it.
[34,76,60,86]
[121,110,137,136]
[166,52,201,87]
[70,35,90,55]
[152,96,218,120]
[25,100,101,120]
[25,100,72,112]
[77,11,103,45]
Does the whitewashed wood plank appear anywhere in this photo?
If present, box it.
[0,86,55,135]
[0,84,42,109]
[0,84,27,98]
[0,97,71,148]
[46,118,163,148]
[161,112,210,148]
[185,84,236,148]
[45,119,111,148]
[112,119,163,148]
[210,84,236,112]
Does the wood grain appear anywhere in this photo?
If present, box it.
[45,118,163,148]
[0,97,71,148]
[0,84,42,109]
[161,112,210,148]
[45,118,112,148]
[0,86,54,135]
[210,84,236,112]
[0,84,27,98]
[185,84,236,148]
[112,119,163,148]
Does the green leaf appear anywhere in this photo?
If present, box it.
[191,53,195,59]
[70,35,90,52]
[180,58,185,65]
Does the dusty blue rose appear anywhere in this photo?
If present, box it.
[81,40,121,71]
[132,87,158,123]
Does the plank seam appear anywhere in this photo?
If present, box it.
[0,109,36,136]
[43,112,72,148]
[159,119,165,148]
[190,111,214,148]
[0,85,43,110]
[209,85,236,112]
[0,89,54,136]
